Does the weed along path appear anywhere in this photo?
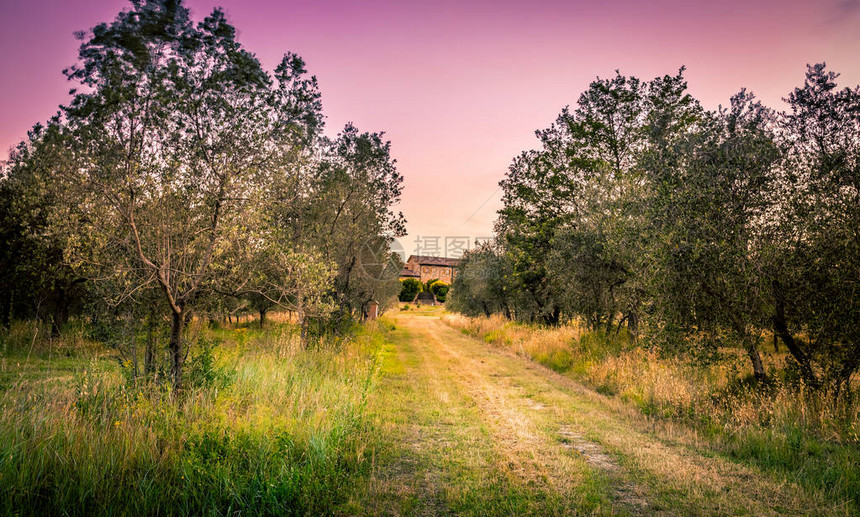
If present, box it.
[345,310,847,516]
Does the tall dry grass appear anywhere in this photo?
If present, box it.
[443,312,860,508]
[0,317,388,515]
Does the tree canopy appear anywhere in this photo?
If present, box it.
[0,0,405,389]
[452,64,860,394]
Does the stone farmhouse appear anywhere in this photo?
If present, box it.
[400,255,461,284]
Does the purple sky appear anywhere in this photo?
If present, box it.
[2,0,859,257]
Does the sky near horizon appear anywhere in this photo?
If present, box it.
[2,0,859,258]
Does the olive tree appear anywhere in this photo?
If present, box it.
[53,0,322,389]
[769,64,860,394]
[647,91,780,378]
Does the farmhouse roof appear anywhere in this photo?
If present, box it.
[400,267,420,278]
[408,255,462,267]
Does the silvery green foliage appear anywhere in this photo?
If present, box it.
[458,65,860,391]
[7,0,402,387]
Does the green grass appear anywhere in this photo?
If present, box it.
[6,310,858,515]
[345,317,617,516]
[443,312,860,514]
[0,317,388,516]
[716,423,860,510]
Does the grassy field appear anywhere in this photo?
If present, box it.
[345,307,855,515]
[442,312,860,514]
[2,308,858,515]
[0,316,387,515]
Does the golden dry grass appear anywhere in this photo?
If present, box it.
[441,311,860,514]
[365,312,855,515]
[441,313,860,443]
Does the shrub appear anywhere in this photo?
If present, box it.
[424,278,440,292]
[399,278,423,302]
[429,280,450,303]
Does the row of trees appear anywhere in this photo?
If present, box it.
[0,0,405,389]
[450,64,860,396]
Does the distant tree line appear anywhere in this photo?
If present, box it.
[450,64,860,397]
[0,0,404,389]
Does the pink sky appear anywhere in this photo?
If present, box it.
[2,0,859,257]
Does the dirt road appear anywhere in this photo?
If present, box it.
[348,310,845,516]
